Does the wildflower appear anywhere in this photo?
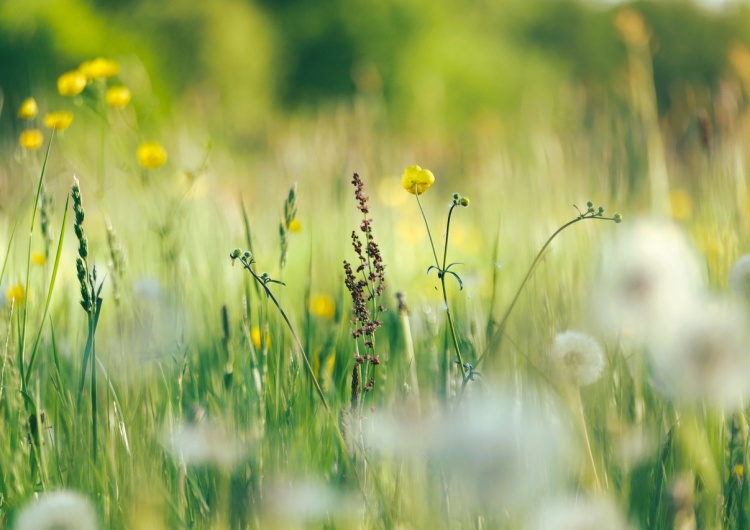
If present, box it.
[288,218,302,233]
[250,326,270,349]
[162,420,247,468]
[735,464,745,479]
[6,284,24,306]
[366,391,575,514]
[647,298,750,412]
[137,141,167,169]
[308,294,336,319]
[549,330,605,386]
[402,164,435,195]
[43,111,73,131]
[14,490,98,530]
[106,85,131,108]
[729,254,750,301]
[79,57,119,80]
[591,219,705,344]
[17,97,38,119]
[19,129,44,150]
[32,253,46,266]
[57,70,87,96]
[532,496,634,530]
[669,188,693,220]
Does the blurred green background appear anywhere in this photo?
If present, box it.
[2,0,749,140]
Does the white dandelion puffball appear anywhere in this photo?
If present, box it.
[550,330,605,386]
[646,298,750,412]
[365,391,577,514]
[531,496,635,530]
[591,219,706,344]
[729,254,750,301]
[14,490,98,530]
[162,420,249,468]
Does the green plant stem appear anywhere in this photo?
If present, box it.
[241,260,329,412]
[475,214,617,370]
[414,193,466,379]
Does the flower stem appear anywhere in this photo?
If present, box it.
[415,193,466,379]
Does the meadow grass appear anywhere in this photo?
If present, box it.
[2,54,750,530]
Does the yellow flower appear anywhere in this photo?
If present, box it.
[18,97,38,119]
[308,294,336,319]
[669,188,692,221]
[106,86,131,108]
[79,58,120,80]
[6,284,25,306]
[19,129,44,150]
[44,111,74,131]
[250,326,271,349]
[402,165,435,195]
[735,464,745,479]
[57,70,87,97]
[288,219,302,233]
[31,253,46,266]
[137,141,168,169]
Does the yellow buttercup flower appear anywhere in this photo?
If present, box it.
[18,97,38,119]
[6,284,25,307]
[19,129,44,150]
[308,294,336,319]
[137,141,168,169]
[402,165,435,195]
[250,326,271,349]
[31,253,46,266]
[106,86,131,108]
[57,70,87,96]
[669,188,692,221]
[288,218,302,233]
[79,58,120,80]
[44,111,74,131]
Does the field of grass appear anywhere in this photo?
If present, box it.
[3,32,750,530]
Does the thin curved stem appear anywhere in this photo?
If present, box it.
[241,260,329,412]
[415,193,466,379]
[475,214,618,369]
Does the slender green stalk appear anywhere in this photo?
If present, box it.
[19,130,55,393]
[475,209,621,369]
[235,252,329,412]
[414,191,466,379]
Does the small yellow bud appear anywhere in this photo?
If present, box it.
[44,111,74,131]
[106,86,131,108]
[19,129,44,150]
[137,141,168,169]
[79,58,120,80]
[18,97,38,119]
[57,70,87,97]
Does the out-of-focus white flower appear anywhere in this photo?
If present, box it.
[162,420,248,468]
[729,254,750,301]
[591,219,706,345]
[531,495,634,530]
[549,330,605,386]
[262,479,360,526]
[646,298,750,412]
[365,391,576,514]
[14,490,98,530]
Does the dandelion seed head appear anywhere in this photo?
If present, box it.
[162,421,248,469]
[591,219,705,344]
[365,391,575,514]
[647,298,750,411]
[531,496,634,530]
[549,330,605,386]
[14,490,98,530]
